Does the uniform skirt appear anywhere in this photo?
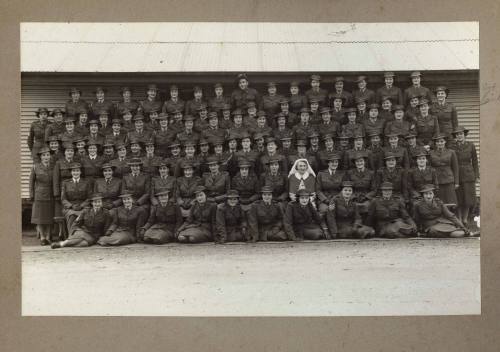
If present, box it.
[144,224,176,244]
[336,221,375,239]
[424,218,463,238]
[68,229,98,245]
[97,228,135,246]
[456,181,477,208]
[258,223,287,241]
[31,199,54,225]
[177,224,213,243]
[294,224,324,240]
[436,183,458,204]
[377,219,417,238]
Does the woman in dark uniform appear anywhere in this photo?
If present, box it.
[98,191,147,246]
[247,186,288,242]
[214,190,248,243]
[202,156,231,204]
[150,160,176,206]
[162,85,185,115]
[384,105,415,141]
[429,133,459,205]
[415,98,439,149]
[231,73,261,111]
[154,113,176,158]
[316,153,346,217]
[347,152,377,216]
[414,184,468,238]
[27,107,51,162]
[352,75,376,105]
[80,140,104,189]
[140,84,163,121]
[175,161,202,217]
[259,157,289,206]
[51,193,112,249]
[208,83,231,115]
[45,108,66,142]
[101,141,116,163]
[430,86,458,140]
[53,142,78,218]
[29,146,55,245]
[376,72,403,105]
[341,108,364,139]
[140,190,183,244]
[448,126,479,227]
[115,87,140,117]
[93,163,122,210]
[121,158,151,213]
[64,87,88,118]
[176,186,217,243]
[185,86,207,116]
[47,135,63,166]
[288,81,307,115]
[260,82,283,125]
[109,142,130,178]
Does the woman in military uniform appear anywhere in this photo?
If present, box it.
[60,162,92,234]
[246,186,287,242]
[45,108,66,142]
[93,163,122,210]
[150,160,176,206]
[89,87,115,119]
[53,142,78,218]
[324,180,375,239]
[376,72,403,106]
[448,126,479,227]
[404,93,421,123]
[260,82,283,123]
[185,86,207,116]
[115,87,140,118]
[330,76,353,108]
[367,182,416,238]
[430,86,458,140]
[64,87,88,118]
[109,142,130,178]
[47,135,63,166]
[344,133,374,170]
[304,74,328,107]
[214,190,248,243]
[29,146,55,245]
[208,83,231,115]
[98,191,148,246]
[176,186,217,243]
[259,157,288,206]
[415,98,440,149]
[341,108,365,139]
[407,149,439,216]
[27,107,51,162]
[429,133,459,205]
[231,73,261,111]
[384,105,415,142]
[202,156,231,204]
[316,153,346,217]
[362,103,386,137]
[287,81,307,115]
[74,108,90,137]
[284,189,330,240]
[414,184,468,238]
[175,162,202,217]
[352,75,376,105]
[121,158,151,213]
[347,152,377,216]
[162,85,185,115]
[51,193,112,248]
[231,160,260,211]
[140,84,163,120]
[403,71,433,106]
[153,113,176,158]
[140,190,183,244]
[141,140,163,177]
[382,133,410,169]
[173,140,201,178]
[80,140,104,189]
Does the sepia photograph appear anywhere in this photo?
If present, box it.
[20,21,480,316]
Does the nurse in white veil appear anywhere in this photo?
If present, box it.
[288,158,317,203]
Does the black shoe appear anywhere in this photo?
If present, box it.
[40,239,49,246]
[51,242,61,249]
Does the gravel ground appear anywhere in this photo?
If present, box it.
[22,238,480,316]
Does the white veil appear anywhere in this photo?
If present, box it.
[288,158,316,179]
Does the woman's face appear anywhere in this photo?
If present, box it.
[112,123,121,133]
[227,197,239,207]
[382,100,392,111]
[185,120,194,130]
[389,136,399,145]
[342,187,353,198]
[185,145,195,156]
[71,168,81,178]
[455,132,465,142]
[311,80,320,89]
[122,196,133,207]
[297,146,307,155]
[96,91,105,100]
[135,120,144,130]
[300,113,309,123]
[38,112,48,121]
[158,194,169,204]
[310,102,319,111]
[40,152,51,163]
[49,141,59,150]
[209,163,219,173]
[209,118,218,128]
[382,189,393,198]
[386,158,397,168]
[145,145,155,154]
[89,124,99,133]
[194,91,203,100]
[268,86,276,95]
[79,114,88,124]
[423,190,434,202]
[65,148,74,159]
[92,198,103,210]
[122,90,131,100]
[407,137,416,146]
[183,167,193,177]
[171,146,180,156]
[354,138,364,149]
[369,108,378,118]
[310,137,319,146]
[175,113,183,122]
[262,192,273,203]
[159,119,168,128]
[104,147,114,155]
[355,158,365,169]
[385,77,394,86]
[88,145,98,155]
[435,138,446,149]
[54,113,63,122]
[325,138,334,149]
[123,113,132,121]
[257,116,266,127]
[130,164,140,173]
[357,80,367,89]
[290,86,299,94]
[333,99,342,109]
[228,139,237,149]
[328,159,339,169]
[321,113,331,123]
[267,142,277,153]
[215,87,223,96]
[412,76,421,86]
[419,104,429,114]
[76,141,86,150]
[256,138,264,147]
[370,136,381,145]
[277,117,286,127]
[170,89,178,98]
[233,115,243,125]
[159,166,169,176]
[299,195,309,205]
[348,112,357,123]
[147,89,157,99]
[335,81,343,90]
[200,144,210,153]
[117,147,127,158]
[296,161,308,173]
[130,143,141,153]
[282,139,291,148]
[357,102,366,111]
[436,90,447,101]
[394,110,404,120]
[103,167,113,178]
[71,92,80,101]
[241,138,251,149]
[280,103,289,112]
[196,191,207,203]
[150,112,159,120]
[410,98,419,107]
[416,156,427,168]
[269,162,279,173]
[238,79,249,90]
[214,145,223,154]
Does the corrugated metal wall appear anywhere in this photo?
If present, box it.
[20,75,480,199]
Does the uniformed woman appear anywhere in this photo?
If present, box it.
[115,87,140,117]
[80,140,104,189]
[288,158,316,203]
[284,189,330,240]
[287,81,307,115]
[330,76,353,108]
[430,86,458,140]
[45,108,66,142]
[362,103,386,137]
[324,180,375,239]
[260,82,283,124]
[231,73,261,111]
[47,135,63,166]
[347,152,377,216]
[208,83,231,115]
[316,153,346,216]
[60,162,92,234]
[121,158,151,213]
[448,126,479,226]
[175,161,202,217]
[259,157,289,206]
[98,191,147,246]
[413,184,468,238]
[141,140,163,177]
[376,72,403,106]
[140,190,183,244]
[185,86,207,116]
[154,113,176,158]
[429,133,459,205]
[140,84,163,120]
[27,107,51,162]
[162,85,185,115]
[407,150,439,206]
[51,193,112,248]
[53,142,78,217]
[415,98,439,149]
[246,186,287,242]
[109,142,130,178]
[214,190,248,243]
[384,105,415,141]
[367,182,417,238]
[64,87,88,118]
[341,108,364,138]
[202,156,231,204]
[29,146,55,245]
[176,186,217,243]
[231,160,260,210]
[150,160,176,206]
[352,75,376,105]
[93,163,122,210]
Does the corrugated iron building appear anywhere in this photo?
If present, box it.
[20,23,479,205]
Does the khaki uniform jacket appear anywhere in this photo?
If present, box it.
[93,177,122,209]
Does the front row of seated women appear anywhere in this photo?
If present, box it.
[50,178,469,249]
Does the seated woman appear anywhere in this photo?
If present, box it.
[325,181,375,239]
[407,149,439,214]
[316,152,346,216]
[51,193,112,248]
[97,191,148,246]
[413,184,468,238]
[93,163,122,210]
[247,186,288,242]
[259,157,289,207]
[214,190,248,244]
[366,182,417,238]
[284,189,330,241]
[150,160,176,206]
[347,152,377,215]
[202,156,231,204]
[60,162,92,234]
[176,186,217,243]
[139,190,183,244]
[231,160,260,211]
[288,158,317,203]
[175,161,202,217]
[121,158,151,213]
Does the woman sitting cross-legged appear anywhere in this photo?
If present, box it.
[214,190,248,244]
[51,193,112,248]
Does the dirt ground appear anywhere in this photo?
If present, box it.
[21,236,480,316]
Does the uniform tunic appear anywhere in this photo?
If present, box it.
[27,120,50,160]
[175,176,202,210]
[260,94,284,121]
[128,129,154,145]
[352,88,376,105]
[448,141,479,207]
[208,96,231,114]
[384,119,415,140]
[98,205,147,245]
[80,155,105,186]
[316,121,340,139]
[347,168,377,208]
[61,178,92,233]
[325,195,374,239]
[142,203,183,243]
[414,198,466,237]
[231,173,260,205]
[304,88,328,107]
[316,169,346,206]
[185,98,207,116]
[162,98,185,115]
[259,172,289,202]
[177,201,217,242]
[89,99,115,118]
[328,90,354,108]
[341,122,364,139]
[202,171,231,203]
[116,100,140,116]
[415,114,439,146]
[231,87,261,110]
[70,207,112,245]
[45,122,65,141]
[429,148,459,204]
[362,117,386,137]
[215,203,248,242]
[121,173,150,210]
[93,177,122,209]
[64,99,88,118]
[202,127,227,145]
[288,94,307,114]
[247,200,287,241]
[140,155,163,177]
[407,167,439,200]
[367,145,385,172]
[235,150,260,175]
[376,167,408,200]
[109,158,130,178]
[284,202,325,240]
[105,131,128,146]
[140,99,163,116]
[331,108,346,125]
[382,146,410,170]
[153,129,176,158]
[280,112,299,128]
[403,85,433,106]
[367,197,416,238]
[376,85,404,105]
[430,102,458,139]
[292,123,316,141]
[53,158,77,198]
[150,176,177,205]
[29,162,54,224]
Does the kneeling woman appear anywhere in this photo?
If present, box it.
[176,186,217,243]
[284,189,330,240]
[367,182,417,238]
[51,193,112,248]
[97,191,148,246]
[414,184,468,238]
[139,190,183,244]
[214,190,248,243]
[325,181,375,239]
[247,186,288,242]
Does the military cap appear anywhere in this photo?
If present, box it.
[392,104,405,112]
[309,98,320,104]
[206,156,219,165]
[418,98,430,106]
[68,87,82,96]
[68,162,82,170]
[89,193,104,201]
[88,119,99,125]
[344,107,357,114]
[180,161,194,169]
[408,92,421,100]
[208,111,218,120]
[352,151,368,161]
[368,103,380,110]
[37,146,51,155]
[265,136,277,144]
[379,182,393,190]
[352,131,365,139]
[76,107,89,115]
[212,138,225,146]
[355,75,367,83]
[74,136,87,144]
[222,104,231,111]
[171,108,183,115]
[196,104,208,111]
[146,84,158,91]
[183,115,195,122]
[156,160,171,168]
[341,180,354,188]
[337,133,351,140]
[432,133,447,141]
[169,85,178,91]
[193,85,203,93]
[128,137,141,145]
[232,108,243,116]
[253,132,265,141]
[119,190,134,198]
[367,131,381,138]
[256,111,267,118]
[238,160,252,168]
[451,126,469,136]
[310,74,321,81]
[279,98,289,104]
[236,73,248,81]
[320,107,331,114]
[101,162,115,170]
[47,135,61,142]
[384,152,398,160]
[410,71,421,77]
[380,95,394,103]
[93,86,107,94]
[267,82,277,88]
[296,139,308,147]
[102,141,115,148]
[300,107,310,114]
[419,184,435,193]
[182,140,196,148]
[385,132,400,138]
[50,108,65,116]
[321,133,334,141]
[383,72,395,78]
[198,138,209,146]
[276,112,287,120]
[333,76,345,83]
[155,190,171,197]
[296,189,311,197]
[127,158,143,166]
[413,149,429,158]
[268,157,281,164]
[115,141,127,150]
[148,107,160,114]
[404,133,417,139]
[355,97,367,105]
[120,86,132,94]
[143,139,155,146]
[133,113,145,121]
[246,101,256,109]
[260,185,274,193]
[307,131,320,139]
[279,135,292,141]
[240,131,251,140]
[227,132,240,141]
[434,85,450,95]
[86,139,102,147]
[97,110,110,117]
[289,81,300,87]
[156,112,169,120]
[36,107,49,116]
[111,118,122,124]
[119,107,133,116]
[331,93,347,103]
[326,152,342,161]
[194,185,206,194]
[214,83,223,89]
